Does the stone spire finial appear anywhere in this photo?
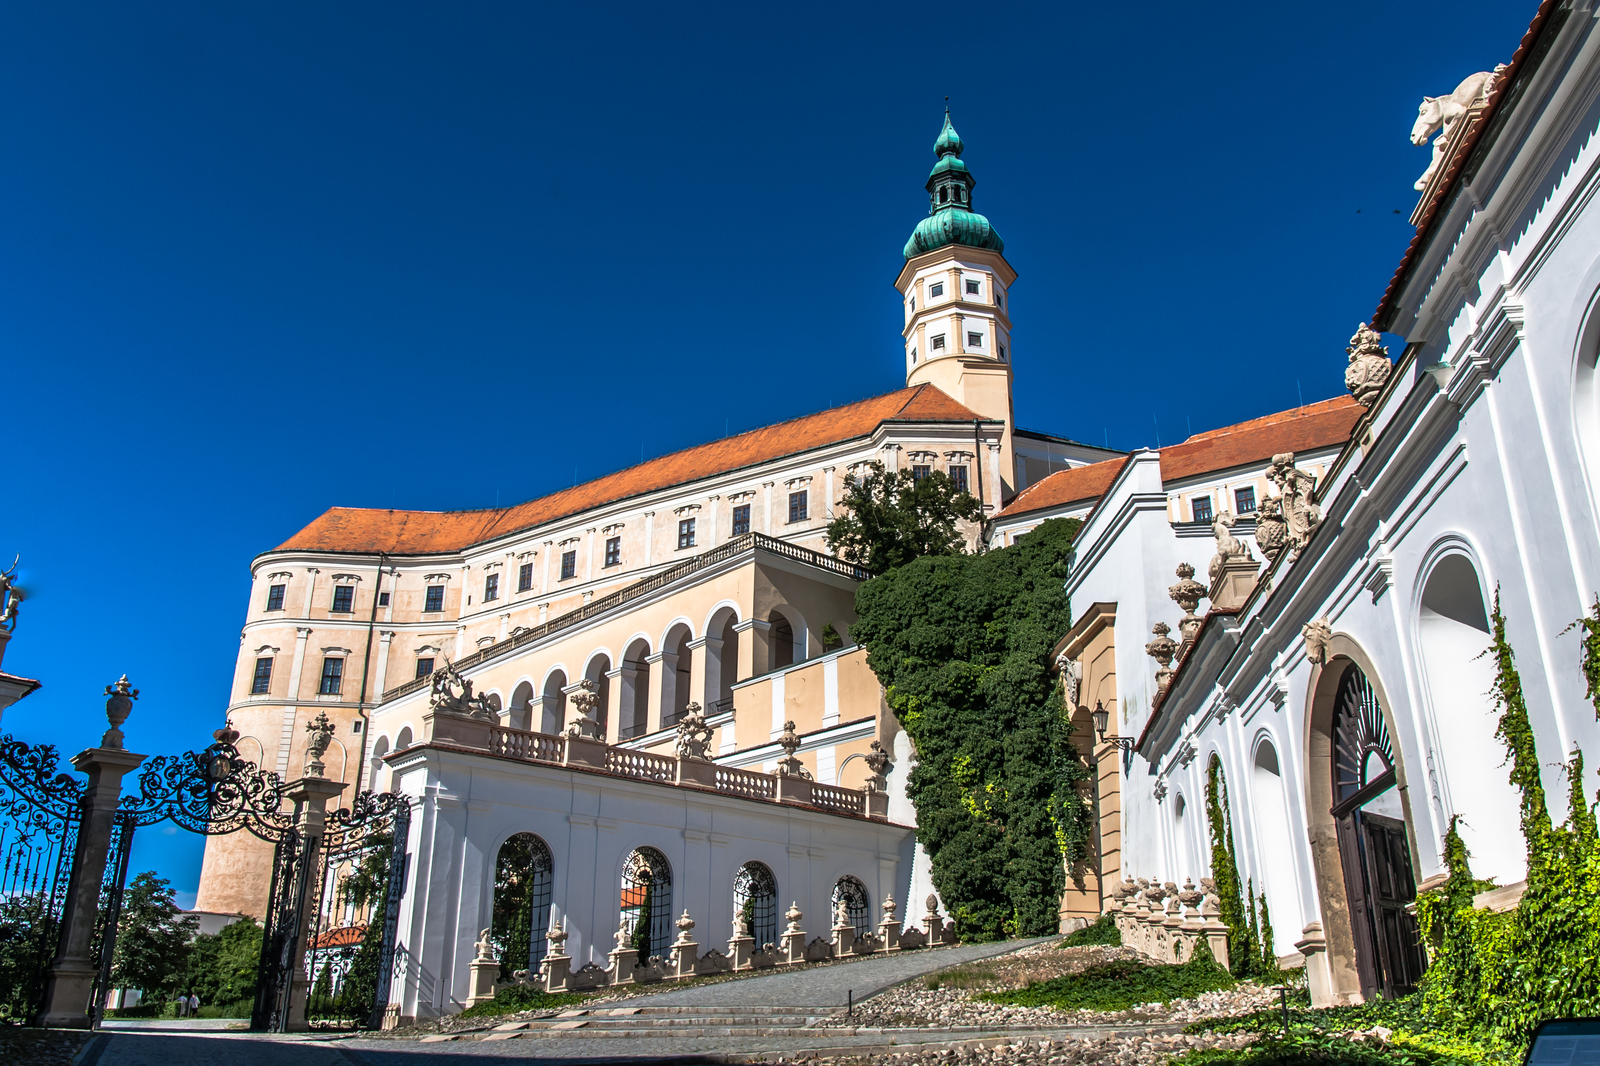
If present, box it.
[304,711,335,777]
[101,675,139,750]
[775,720,812,779]
[1345,324,1392,408]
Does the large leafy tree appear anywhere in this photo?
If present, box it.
[825,463,983,574]
[850,518,1093,940]
[183,918,262,1008]
[111,872,198,998]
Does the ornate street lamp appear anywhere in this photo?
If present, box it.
[1091,701,1134,753]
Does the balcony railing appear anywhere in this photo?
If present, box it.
[383,533,870,703]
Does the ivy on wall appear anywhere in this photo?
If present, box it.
[1413,593,1600,1049]
[850,518,1094,941]
[1204,755,1277,977]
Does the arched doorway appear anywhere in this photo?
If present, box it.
[620,847,672,960]
[1327,662,1427,999]
[733,861,778,948]
[1251,738,1298,957]
[831,875,870,937]
[541,671,567,734]
[492,834,554,979]
[619,639,651,739]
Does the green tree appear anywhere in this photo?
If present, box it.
[0,891,58,1022]
[110,872,198,999]
[629,876,655,957]
[850,517,1093,940]
[183,917,262,1008]
[825,463,983,574]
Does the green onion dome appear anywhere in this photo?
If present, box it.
[903,111,1004,259]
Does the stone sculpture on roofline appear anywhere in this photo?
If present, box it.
[565,679,602,740]
[1410,68,1504,191]
[1344,324,1393,409]
[674,701,714,759]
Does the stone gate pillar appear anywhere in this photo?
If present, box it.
[282,713,349,1032]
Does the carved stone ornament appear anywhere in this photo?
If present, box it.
[473,928,496,963]
[304,710,335,777]
[428,661,472,715]
[775,720,812,779]
[1266,453,1321,559]
[925,893,941,920]
[1345,324,1393,408]
[566,679,602,740]
[1168,563,1207,647]
[615,917,633,952]
[834,897,852,928]
[546,917,569,952]
[102,675,139,750]
[785,901,804,934]
[673,909,696,945]
[1254,495,1288,556]
[1153,779,1169,803]
[0,555,22,634]
[1145,622,1178,692]
[674,701,714,760]
[882,893,897,921]
[1411,69,1502,191]
[1178,877,1204,910]
[1057,653,1082,710]
[1302,618,1334,665]
[862,740,892,793]
[1207,510,1253,581]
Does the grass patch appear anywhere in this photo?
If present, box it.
[923,964,998,991]
[1183,994,1510,1066]
[1058,914,1120,948]
[455,985,594,1019]
[981,952,1234,1013]
[1176,1033,1477,1066]
[196,998,253,1019]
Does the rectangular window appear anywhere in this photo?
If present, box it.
[912,464,931,481]
[1234,487,1257,514]
[378,591,389,607]
[931,333,945,349]
[788,491,808,523]
[424,585,445,613]
[998,343,1007,362]
[251,657,272,695]
[967,331,982,347]
[929,282,943,298]
[1192,495,1214,524]
[909,296,915,310]
[318,657,344,696]
[560,550,577,579]
[677,519,696,549]
[265,584,285,611]
[732,504,751,535]
[484,574,499,602]
[949,465,969,493]
[415,657,435,679]
[604,536,621,567]
[965,279,980,295]
[331,585,354,613]
[997,290,1004,307]
[518,562,534,591]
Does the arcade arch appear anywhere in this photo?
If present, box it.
[540,669,568,734]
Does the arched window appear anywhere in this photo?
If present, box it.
[620,847,672,959]
[733,861,778,948]
[1251,738,1297,957]
[492,834,554,979]
[831,875,870,937]
[368,735,391,792]
[395,726,413,750]
[510,681,535,731]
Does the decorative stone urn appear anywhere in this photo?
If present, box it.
[1168,563,1207,647]
[1145,623,1178,691]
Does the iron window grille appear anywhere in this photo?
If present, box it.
[319,658,344,696]
[732,504,750,536]
[1192,496,1214,524]
[424,585,445,613]
[734,862,779,948]
[251,657,272,695]
[912,465,931,481]
[621,847,673,960]
[788,491,807,523]
[560,551,577,579]
[949,465,969,493]
[484,574,499,602]
[265,584,285,611]
[331,585,355,613]
[677,519,696,550]
[604,537,621,567]
[931,333,945,349]
[1235,487,1257,514]
[518,562,534,591]
[831,875,871,938]
[415,658,434,680]
[493,834,555,975]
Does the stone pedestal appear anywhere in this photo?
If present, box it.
[1200,895,1231,972]
[727,930,754,971]
[782,903,807,965]
[670,911,699,980]
[675,757,716,788]
[36,745,146,1028]
[866,791,890,820]
[832,919,855,956]
[466,930,499,1007]
[878,895,901,951]
[608,946,638,986]
[1295,922,1334,1007]
[1209,559,1261,612]
[423,709,492,750]
[776,775,813,806]
[563,735,607,770]
[541,951,571,993]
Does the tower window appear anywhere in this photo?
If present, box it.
[949,465,969,493]
[251,657,272,695]
[1235,487,1257,514]
[929,282,943,298]
[910,348,917,364]
[560,550,577,579]
[1192,496,1214,524]
[677,519,696,549]
[378,591,389,607]
[909,296,915,310]
[968,331,983,347]
[484,574,499,602]
[265,584,285,612]
[732,504,751,535]
[318,657,344,696]
[997,290,1004,307]
[999,344,1007,362]
[939,187,949,203]
[788,491,808,523]
[425,585,445,613]
[518,562,534,591]
[931,334,945,350]
[604,536,622,567]
[415,657,434,679]
[912,465,931,481]
[331,585,354,613]
[966,279,980,295]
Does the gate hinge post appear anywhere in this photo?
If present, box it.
[278,775,348,1033]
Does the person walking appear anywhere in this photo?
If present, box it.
[176,993,188,1019]
[188,993,201,1018]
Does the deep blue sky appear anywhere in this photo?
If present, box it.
[1,1,1534,904]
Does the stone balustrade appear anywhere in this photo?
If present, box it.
[1104,876,1230,970]
[420,706,890,820]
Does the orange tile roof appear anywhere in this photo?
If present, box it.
[273,385,988,556]
[1158,396,1362,483]
[997,457,1129,519]
[994,396,1362,521]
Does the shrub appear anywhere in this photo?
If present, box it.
[1059,913,1120,947]
[981,946,1234,1013]
[456,985,592,1020]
